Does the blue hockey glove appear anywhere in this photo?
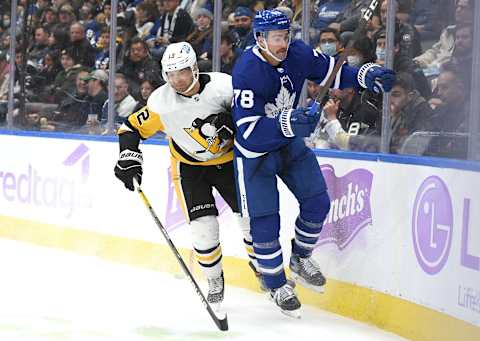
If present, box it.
[277,107,320,138]
[357,63,396,93]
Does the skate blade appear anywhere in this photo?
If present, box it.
[280,307,301,319]
[265,293,302,319]
[291,273,325,293]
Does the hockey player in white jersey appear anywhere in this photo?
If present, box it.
[114,42,261,307]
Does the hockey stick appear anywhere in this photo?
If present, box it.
[308,0,381,116]
[132,178,229,332]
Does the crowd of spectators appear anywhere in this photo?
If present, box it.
[0,0,476,159]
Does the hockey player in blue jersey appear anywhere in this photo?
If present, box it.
[232,9,395,317]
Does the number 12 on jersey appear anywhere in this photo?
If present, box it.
[233,89,254,109]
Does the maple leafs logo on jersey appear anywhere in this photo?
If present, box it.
[264,76,296,118]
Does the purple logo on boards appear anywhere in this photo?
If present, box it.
[316,164,373,250]
[63,143,90,183]
[0,143,90,217]
[165,167,228,232]
[412,176,453,275]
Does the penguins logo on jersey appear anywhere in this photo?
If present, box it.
[264,75,296,118]
[184,114,229,154]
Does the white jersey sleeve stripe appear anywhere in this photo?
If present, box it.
[236,115,262,127]
[234,140,267,158]
[242,118,260,139]
[236,157,249,217]
[319,56,335,87]
[333,64,343,89]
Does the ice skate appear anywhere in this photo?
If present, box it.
[269,283,301,318]
[207,272,224,310]
[289,253,326,293]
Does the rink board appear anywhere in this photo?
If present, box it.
[0,132,479,341]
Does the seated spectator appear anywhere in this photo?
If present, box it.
[378,0,422,58]
[311,87,382,151]
[233,6,255,50]
[133,77,162,111]
[147,0,195,60]
[197,30,243,74]
[0,50,9,101]
[56,4,76,32]
[187,7,214,59]
[69,22,97,67]
[135,2,157,40]
[374,29,431,99]
[347,36,376,67]
[31,50,62,102]
[118,37,161,97]
[389,72,435,153]
[219,31,243,75]
[312,0,350,31]
[40,6,58,32]
[47,27,70,54]
[83,69,109,120]
[450,24,473,85]
[329,0,381,37]
[411,0,451,40]
[316,27,343,57]
[40,69,91,131]
[422,63,470,158]
[52,48,85,103]
[414,0,474,74]
[28,26,50,66]
[429,63,469,133]
[101,73,138,125]
[94,27,122,70]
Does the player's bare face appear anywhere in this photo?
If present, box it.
[264,30,290,61]
[166,67,194,93]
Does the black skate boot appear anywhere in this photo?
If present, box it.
[269,284,301,318]
[249,261,296,292]
[289,253,326,293]
[207,272,224,306]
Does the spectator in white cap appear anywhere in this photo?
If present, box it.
[187,7,214,59]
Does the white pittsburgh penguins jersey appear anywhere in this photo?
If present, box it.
[119,72,234,165]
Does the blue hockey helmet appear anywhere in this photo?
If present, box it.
[253,9,290,37]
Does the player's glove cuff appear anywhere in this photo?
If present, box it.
[117,149,143,168]
[357,63,378,89]
[278,109,295,138]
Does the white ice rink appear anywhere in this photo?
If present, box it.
[0,239,408,341]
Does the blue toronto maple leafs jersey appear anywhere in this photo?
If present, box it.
[232,39,361,158]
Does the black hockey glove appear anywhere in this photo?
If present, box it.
[213,112,234,141]
[114,149,143,191]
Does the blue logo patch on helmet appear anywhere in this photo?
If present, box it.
[253,9,290,35]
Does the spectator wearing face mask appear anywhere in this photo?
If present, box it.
[346,36,376,68]
[374,28,431,99]
[316,27,342,57]
[233,6,255,50]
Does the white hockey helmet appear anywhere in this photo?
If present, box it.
[161,42,199,94]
